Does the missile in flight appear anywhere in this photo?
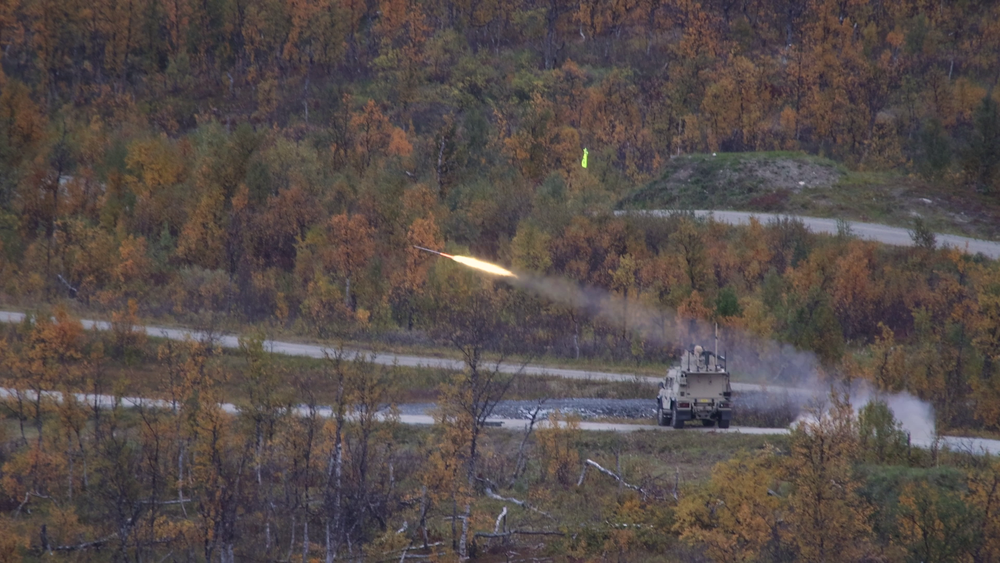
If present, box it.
[412,246,516,278]
[413,245,454,258]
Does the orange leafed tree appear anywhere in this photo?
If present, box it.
[675,447,789,563]
[786,395,873,562]
[391,214,443,329]
[349,100,412,173]
[325,213,375,311]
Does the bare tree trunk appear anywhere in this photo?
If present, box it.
[303,72,311,125]
[325,358,346,560]
[325,520,333,563]
[67,444,73,502]
[418,486,429,549]
[333,410,344,551]
[286,515,296,563]
[436,136,446,196]
[178,446,187,517]
[459,503,470,560]
[81,442,89,489]
[33,392,43,448]
[15,391,27,445]
[302,520,309,562]
[573,319,580,360]
[511,402,544,487]
[451,500,457,550]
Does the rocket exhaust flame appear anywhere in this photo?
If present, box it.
[413,246,517,278]
[448,256,516,277]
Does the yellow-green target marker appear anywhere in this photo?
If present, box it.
[581,147,588,168]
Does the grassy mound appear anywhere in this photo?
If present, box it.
[618,151,1000,241]
[618,151,844,211]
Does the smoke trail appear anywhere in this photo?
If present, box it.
[509,273,938,438]
[512,273,822,386]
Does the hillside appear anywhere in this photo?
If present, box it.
[618,152,846,210]
[3,0,1000,559]
[619,152,1000,241]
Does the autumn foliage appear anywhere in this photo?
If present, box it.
[1,0,1000,558]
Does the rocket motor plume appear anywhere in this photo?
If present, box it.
[413,246,516,278]
[449,255,516,277]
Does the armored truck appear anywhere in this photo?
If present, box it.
[657,345,733,429]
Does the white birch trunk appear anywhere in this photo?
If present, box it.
[459,503,470,560]
[302,520,309,562]
[325,520,333,563]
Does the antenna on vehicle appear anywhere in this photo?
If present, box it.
[714,323,718,370]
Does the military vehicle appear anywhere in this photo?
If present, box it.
[657,344,732,429]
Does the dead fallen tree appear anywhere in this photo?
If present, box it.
[576,459,647,497]
[471,528,566,560]
[472,530,565,540]
[484,487,553,519]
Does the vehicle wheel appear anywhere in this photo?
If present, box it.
[702,419,716,427]
[671,404,685,429]
[718,419,731,429]
[656,404,668,426]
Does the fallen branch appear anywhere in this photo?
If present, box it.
[494,506,507,534]
[139,498,191,505]
[51,536,114,552]
[38,530,159,554]
[56,274,78,298]
[577,459,646,497]
[14,492,29,518]
[485,488,552,519]
[473,530,565,540]
[376,542,444,563]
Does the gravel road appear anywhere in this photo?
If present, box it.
[401,391,807,428]
[399,398,658,421]
[625,210,1000,259]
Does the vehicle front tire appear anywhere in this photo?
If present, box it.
[671,404,685,429]
[718,419,731,429]
[657,404,668,426]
